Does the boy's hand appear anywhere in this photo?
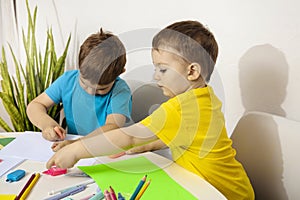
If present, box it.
[42,126,66,141]
[46,141,82,169]
[52,140,76,152]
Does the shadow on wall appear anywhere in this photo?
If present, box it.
[231,113,288,200]
[237,44,290,199]
[239,44,289,116]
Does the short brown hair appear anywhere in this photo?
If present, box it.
[79,28,126,85]
[152,20,218,82]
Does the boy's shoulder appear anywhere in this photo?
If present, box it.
[113,77,131,92]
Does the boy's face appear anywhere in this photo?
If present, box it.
[79,76,115,95]
[152,49,191,98]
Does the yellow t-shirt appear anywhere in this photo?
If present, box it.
[141,86,254,200]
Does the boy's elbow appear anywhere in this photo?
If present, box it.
[26,101,47,118]
[26,102,34,117]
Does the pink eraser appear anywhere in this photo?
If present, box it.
[43,166,67,176]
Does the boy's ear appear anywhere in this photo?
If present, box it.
[187,63,201,81]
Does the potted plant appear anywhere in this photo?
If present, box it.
[0,0,71,132]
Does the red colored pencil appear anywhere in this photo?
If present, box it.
[15,173,36,200]
[109,186,117,200]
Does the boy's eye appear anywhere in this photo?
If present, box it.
[96,87,108,91]
[154,65,167,73]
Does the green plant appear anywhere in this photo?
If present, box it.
[0,0,71,132]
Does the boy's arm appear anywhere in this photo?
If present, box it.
[126,139,167,154]
[86,114,166,155]
[26,92,66,140]
[46,123,158,169]
[52,113,126,151]
[53,113,165,155]
[85,114,126,138]
[92,115,166,155]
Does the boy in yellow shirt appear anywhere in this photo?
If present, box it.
[46,20,254,199]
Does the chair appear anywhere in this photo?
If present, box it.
[125,80,169,123]
[231,111,300,200]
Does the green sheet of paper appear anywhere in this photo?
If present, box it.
[78,156,197,200]
[0,138,15,150]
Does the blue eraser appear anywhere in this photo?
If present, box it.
[6,169,26,182]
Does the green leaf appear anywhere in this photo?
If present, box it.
[0,0,71,132]
[0,117,13,132]
[0,92,24,131]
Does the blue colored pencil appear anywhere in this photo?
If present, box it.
[129,175,147,200]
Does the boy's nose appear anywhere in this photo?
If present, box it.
[85,87,95,95]
[153,71,160,80]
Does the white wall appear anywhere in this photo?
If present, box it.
[1,0,300,134]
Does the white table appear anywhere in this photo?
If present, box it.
[0,133,226,199]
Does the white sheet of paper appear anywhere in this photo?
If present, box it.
[0,132,96,166]
[0,155,25,177]
[0,131,54,161]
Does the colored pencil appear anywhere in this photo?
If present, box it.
[15,173,36,200]
[135,179,151,200]
[129,175,147,200]
[109,186,117,200]
[104,189,112,200]
[20,173,40,200]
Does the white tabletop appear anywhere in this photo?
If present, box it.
[0,133,226,199]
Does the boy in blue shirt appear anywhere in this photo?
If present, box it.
[27,28,132,144]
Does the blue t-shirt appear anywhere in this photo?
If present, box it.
[45,70,132,135]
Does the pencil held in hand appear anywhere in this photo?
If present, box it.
[54,126,65,140]
[42,126,65,141]
[108,151,126,159]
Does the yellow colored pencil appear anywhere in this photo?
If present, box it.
[135,179,151,200]
[20,173,40,200]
